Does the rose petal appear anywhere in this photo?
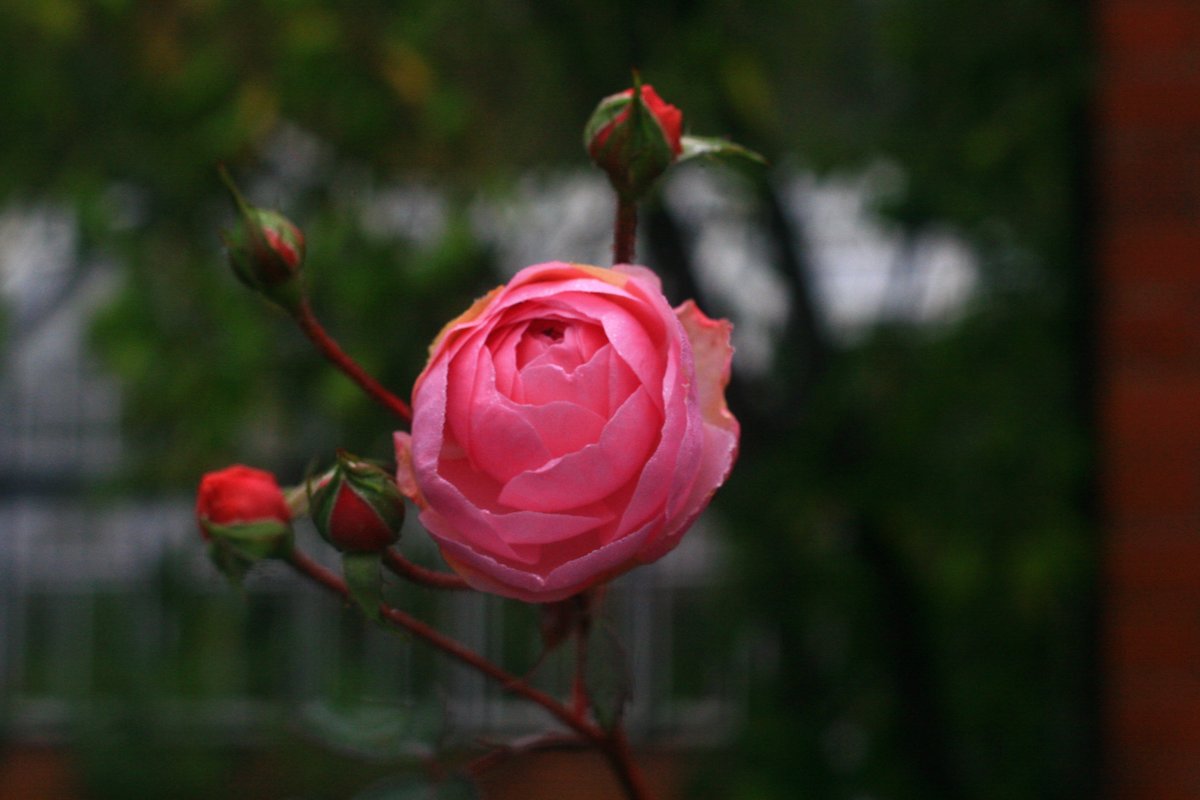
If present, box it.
[611,322,704,540]
[518,344,637,417]
[635,302,740,562]
[636,419,738,563]
[393,431,423,506]
[468,397,554,482]
[488,322,529,398]
[499,386,660,512]
[514,400,607,457]
[675,300,739,436]
[419,490,613,555]
[433,513,660,603]
[513,317,606,374]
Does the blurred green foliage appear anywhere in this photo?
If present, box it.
[2,0,1090,798]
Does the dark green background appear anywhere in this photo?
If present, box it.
[1,1,1093,797]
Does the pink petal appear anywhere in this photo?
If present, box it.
[588,300,667,397]
[499,387,660,512]
[468,397,553,482]
[612,348,704,540]
[497,287,669,399]
[443,326,490,455]
[519,344,636,417]
[420,501,611,551]
[487,322,528,397]
[393,431,422,506]
[613,264,665,295]
[636,302,740,562]
[675,300,739,438]
[432,513,660,603]
[515,400,607,457]
[636,419,739,563]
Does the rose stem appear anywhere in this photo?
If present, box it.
[286,548,653,799]
[382,549,470,590]
[613,195,638,265]
[292,298,413,422]
[605,726,652,800]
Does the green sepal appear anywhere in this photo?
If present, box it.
[586,617,631,732]
[203,519,294,585]
[582,94,630,152]
[207,540,252,586]
[678,135,767,168]
[310,451,405,553]
[343,551,384,622]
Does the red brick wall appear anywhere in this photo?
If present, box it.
[1099,1,1200,797]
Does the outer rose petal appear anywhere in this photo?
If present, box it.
[399,262,739,602]
[393,431,422,507]
[675,300,738,439]
[634,301,739,563]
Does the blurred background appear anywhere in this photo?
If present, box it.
[0,0,1107,798]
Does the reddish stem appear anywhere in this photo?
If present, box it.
[606,726,653,800]
[285,549,652,799]
[613,196,638,265]
[292,299,413,422]
[383,549,471,590]
[287,550,596,737]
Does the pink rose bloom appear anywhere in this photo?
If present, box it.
[395,262,738,602]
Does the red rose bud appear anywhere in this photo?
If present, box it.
[311,452,405,553]
[585,82,683,200]
[196,465,294,581]
[218,166,306,311]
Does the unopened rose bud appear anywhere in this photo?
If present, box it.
[311,451,405,553]
[196,464,294,581]
[225,208,305,284]
[585,82,683,200]
[218,166,306,311]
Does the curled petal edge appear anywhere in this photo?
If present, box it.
[675,300,738,441]
[393,431,425,509]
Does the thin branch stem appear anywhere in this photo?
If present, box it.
[287,549,596,738]
[382,549,471,590]
[613,196,638,265]
[285,548,652,799]
[292,299,413,422]
[605,727,652,800]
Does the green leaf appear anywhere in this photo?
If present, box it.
[207,540,251,586]
[343,551,384,622]
[586,617,631,732]
[679,135,767,167]
[301,700,432,763]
